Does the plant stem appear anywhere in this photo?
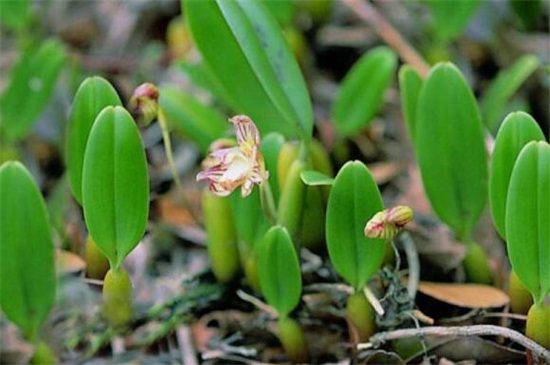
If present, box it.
[157,107,201,227]
[236,289,278,318]
[341,0,430,78]
[260,179,277,225]
[359,324,550,361]
[400,231,420,300]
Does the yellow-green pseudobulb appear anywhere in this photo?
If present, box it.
[346,291,377,342]
[463,242,493,285]
[526,303,550,349]
[202,190,240,283]
[103,268,133,329]
[30,341,56,365]
[508,269,533,314]
[278,317,309,363]
[85,235,110,280]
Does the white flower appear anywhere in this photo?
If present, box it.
[197,115,268,197]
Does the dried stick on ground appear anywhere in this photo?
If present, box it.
[341,0,431,78]
[358,325,550,362]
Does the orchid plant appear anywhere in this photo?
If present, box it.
[2,0,548,363]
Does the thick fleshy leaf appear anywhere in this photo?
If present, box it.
[415,63,487,241]
[398,65,423,145]
[159,86,229,152]
[259,225,302,317]
[300,170,334,186]
[0,162,55,341]
[425,0,481,42]
[326,161,385,291]
[480,55,539,134]
[510,0,543,31]
[66,77,122,205]
[506,141,550,305]
[332,47,397,137]
[0,39,65,141]
[229,188,269,257]
[262,0,294,25]
[82,106,149,269]
[175,61,227,103]
[184,0,312,140]
[489,112,544,238]
[0,0,31,31]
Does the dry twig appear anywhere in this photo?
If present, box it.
[358,325,550,362]
[341,0,431,78]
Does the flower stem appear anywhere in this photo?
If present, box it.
[260,179,277,225]
[157,107,201,227]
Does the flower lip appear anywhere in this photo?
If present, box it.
[196,115,268,197]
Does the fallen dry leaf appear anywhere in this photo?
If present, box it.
[417,282,509,309]
[55,249,86,274]
[157,194,198,227]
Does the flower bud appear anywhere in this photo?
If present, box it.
[386,205,414,227]
[129,83,159,126]
[364,205,413,240]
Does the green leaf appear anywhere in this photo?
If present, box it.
[416,63,487,241]
[0,161,56,341]
[82,106,149,269]
[174,61,228,106]
[425,0,481,42]
[398,65,424,145]
[184,0,313,140]
[0,0,31,31]
[159,85,229,152]
[260,132,285,203]
[66,77,122,205]
[262,0,294,25]
[229,188,269,256]
[300,170,334,186]
[506,141,550,305]
[326,161,385,291]
[0,39,66,141]
[481,55,539,134]
[510,0,543,30]
[489,112,545,239]
[259,225,302,317]
[332,47,397,137]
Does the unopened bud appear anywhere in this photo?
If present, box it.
[386,205,414,227]
[364,205,413,240]
[129,83,159,126]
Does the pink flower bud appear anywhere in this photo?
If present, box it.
[364,205,413,240]
[129,83,159,125]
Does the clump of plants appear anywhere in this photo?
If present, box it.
[1,0,549,363]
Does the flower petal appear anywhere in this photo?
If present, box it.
[230,115,260,148]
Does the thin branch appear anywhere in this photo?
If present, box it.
[236,290,278,318]
[438,309,528,325]
[111,336,125,355]
[176,325,199,365]
[358,325,550,362]
[400,231,419,300]
[340,0,431,78]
